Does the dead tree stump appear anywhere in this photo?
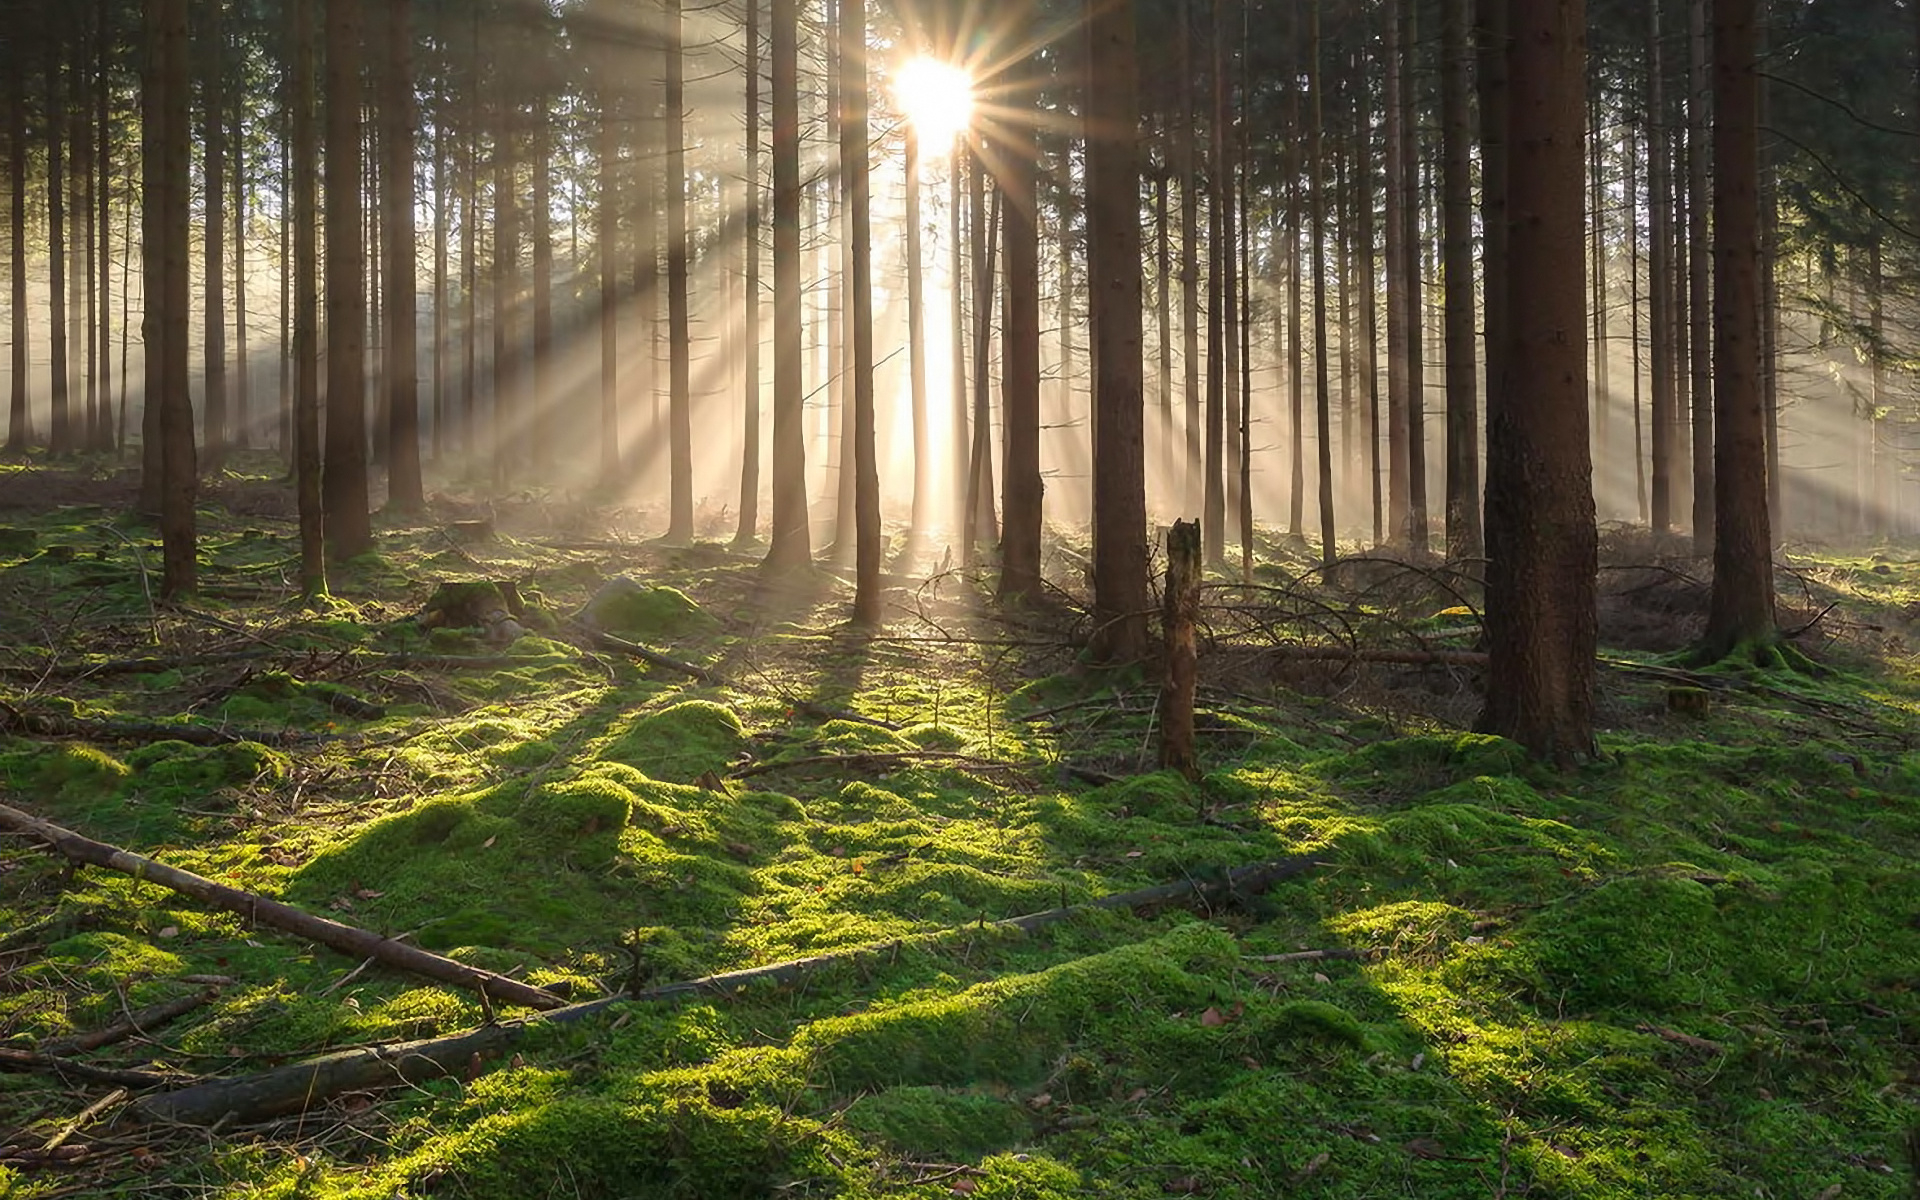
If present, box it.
[1159,520,1202,780]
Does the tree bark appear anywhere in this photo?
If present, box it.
[1085,0,1151,663]
[6,51,26,452]
[1310,0,1335,568]
[1700,0,1775,660]
[1476,0,1508,547]
[383,0,423,513]
[200,0,226,468]
[1399,0,1427,553]
[290,0,324,599]
[735,0,761,543]
[1158,519,1201,778]
[762,0,810,569]
[1203,0,1227,565]
[1648,0,1675,534]
[903,127,928,546]
[147,0,196,595]
[1178,0,1202,514]
[844,0,880,621]
[1687,0,1712,549]
[664,0,693,543]
[230,58,249,453]
[1383,0,1410,543]
[1481,0,1596,765]
[998,47,1043,602]
[323,0,370,560]
[48,9,71,456]
[1441,0,1480,562]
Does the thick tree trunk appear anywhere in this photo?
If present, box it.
[1203,0,1227,565]
[962,151,997,563]
[1085,0,1151,663]
[1701,0,1773,659]
[902,128,927,545]
[762,0,810,569]
[1476,0,1509,546]
[323,0,369,559]
[1399,0,1427,553]
[1178,0,1202,513]
[290,0,324,598]
[1482,0,1596,765]
[1441,0,1480,562]
[384,0,423,514]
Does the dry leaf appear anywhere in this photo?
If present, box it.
[157,925,180,939]
[1125,850,1145,858]
[1815,1186,1842,1200]
[1312,971,1330,984]
[481,835,497,849]
[1199,1006,1228,1028]
[949,1179,978,1195]
[510,1053,525,1069]
[1127,1087,1150,1102]
[1241,1056,1262,1070]
[354,888,384,900]
[1404,1137,1448,1160]
[1410,1052,1426,1070]
[1027,1092,1053,1109]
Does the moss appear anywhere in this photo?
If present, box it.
[1529,874,1721,1013]
[580,578,719,640]
[4,742,130,802]
[123,739,290,793]
[601,700,746,783]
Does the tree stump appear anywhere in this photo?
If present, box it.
[1158,520,1202,780]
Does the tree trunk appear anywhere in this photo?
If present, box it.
[762,0,810,569]
[490,23,518,489]
[1687,0,1712,549]
[903,127,927,546]
[48,11,71,456]
[1383,0,1409,543]
[7,49,26,453]
[949,151,968,536]
[1084,0,1151,663]
[529,36,553,479]
[150,0,196,595]
[736,0,761,543]
[1203,0,1226,565]
[1647,0,1674,534]
[962,149,997,563]
[1627,117,1648,523]
[1481,0,1596,765]
[1700,0,1773,659]
[323,0,370,559]
[1310,0,1335,568]
[844,0,880,622]
[1178,0,1202,514]
[290,0,324,598]
[663,0,691,543]
[431,96,447,463]
[1357,59,1381,546]
[1157,519,1201,779]
[1760,4,1780,540]
[1155,161,1174,515]
[1399,0,1427,553]
[200,0,226,468]
[599,50,622,489]
[230,62,249,453]
[384,0,422,514]
[1441,0,1480,561]
[1476,0,1509,544]
[998,50,1043,602]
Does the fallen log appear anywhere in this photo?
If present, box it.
[0,802,567,1014]
[128,854,1321,1125]
[571,624,725,685]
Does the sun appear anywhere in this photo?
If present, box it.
[893,56,974,148]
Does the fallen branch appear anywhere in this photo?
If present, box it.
[0,802,567,1014]
[41,988,221,1056]
[571,624,725,685]
[128,854,1321,1125]
[1637,1022,1727,1054]
[0,703,328,748]
[1245,948,1375,964]
[41,1087,128,1153]
[1258,646,1488,667]
[729,750,1034,781]
[0,1047,191,1088]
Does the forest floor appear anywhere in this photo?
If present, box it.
[1,455,1919,1199]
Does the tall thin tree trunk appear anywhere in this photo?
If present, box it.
[384,0,422,512]
[48,12,72,456]
[999,48,1043,601]
[323,0,370,558]
[1203,0,1227,564]
[1441,0,1480,561]
[529,35,554,478]
[201,0,226,467]
[1310,0,1335,567]
[432,99,447,463]
[665,0,693,542]
[490,29,518,488]
[1400,0,1427,552]
[903,127,928,546]
[1687,0,1712,548]
[1648,0,1675,534]
[1085,0,1150,662]
[845,0,881,619]
[149,0,197,593]
[1357,61,1381,545]
[1701,0,1774,657]
[1178,0,1201,512]
[1383,0,1409,542]
[291,0,324,596]
[949,151,968,534]
[6,48,26,452]
[232,66,250,452]
[762,0,810,568]
[1628,117,1647,522]
[736,0,761,542]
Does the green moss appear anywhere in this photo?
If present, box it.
[841,1086,1032,1160]
[581,578,719,640]
[601,700,745,783]
[1529,874,1721,1013]
[123,739,290,793]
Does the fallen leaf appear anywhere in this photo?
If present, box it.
[1199,1006,1229,1028]
[1292,1152,1330,1181]
[1125,850,1145,858]
[481,835,497,849]
[949,1179,978,1195]
[354,888,384,900]
[1127,1087,1150,1102]
[1312,971,1330,984]
[509,1053,525,1069]
[1411,1052,1426,1070]
[1027,1092,1053,1109]
[831,845,847,857]
[1815,1187,1842,1200]
[157,925,180,939]
[1241,1056,1262,1070]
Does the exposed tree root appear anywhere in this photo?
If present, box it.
[126,854,1322,1125]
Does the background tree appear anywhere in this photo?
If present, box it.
[322,0,369,560]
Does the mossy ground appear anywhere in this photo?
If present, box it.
[2,464,1919,1198]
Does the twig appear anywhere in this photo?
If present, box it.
[0,1047,191,1088]
[1244,948,1375,964]
[41,1087,129,1153]
[41,988,220,1056]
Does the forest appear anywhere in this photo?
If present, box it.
[1,0,1920,1196]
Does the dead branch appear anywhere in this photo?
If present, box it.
[0,702,330,748]
[0,1047,192,1088]
[570,623,726,685]
[1244,948,1375,964]
[40,989,221,1056]
[127,854,1321,1125]
[729,750,1034,781]
[0,802,567,1013]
